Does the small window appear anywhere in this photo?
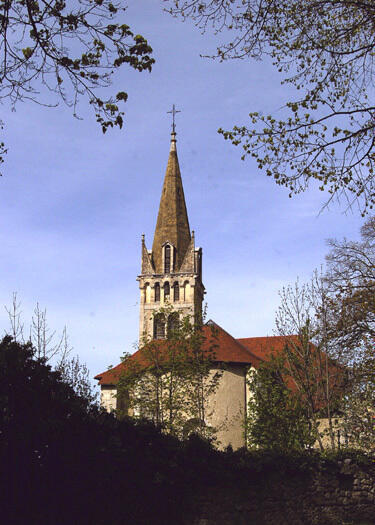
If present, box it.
[154,314,165,340]
[173,282,179,302]
[154,283,160,302]
[164,281,170,300]
[164,245,171,273]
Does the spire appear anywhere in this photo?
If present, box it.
[152,132,191,273]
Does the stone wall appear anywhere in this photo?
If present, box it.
[192,458,375,525]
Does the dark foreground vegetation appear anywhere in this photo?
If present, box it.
[1,336,374,525]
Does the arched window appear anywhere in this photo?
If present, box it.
[153,314,165,340]
[164,281,170,300]
[154,283,160,302]
[173,282,179,302]
[164,245,171,273]
[167,312,179,336]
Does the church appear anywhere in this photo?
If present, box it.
[95,124,290,449]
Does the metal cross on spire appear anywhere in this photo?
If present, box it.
[167,104,181,133]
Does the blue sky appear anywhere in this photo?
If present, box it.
[0,1,365,386]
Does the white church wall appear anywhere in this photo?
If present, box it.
[206,364,247,450]
[99,364,248,450]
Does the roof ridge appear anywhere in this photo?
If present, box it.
[205,320,264,363]
[237,334,297,341]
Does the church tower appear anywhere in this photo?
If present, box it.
[137,130,204,341]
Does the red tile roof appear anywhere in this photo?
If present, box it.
[95,320,263,386]
[237,335,298,361]
[238,335,346,399]
[203,321,263,367]
[95,362,126,386]
[94,326,342,406]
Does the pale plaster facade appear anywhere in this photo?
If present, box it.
[100,386,117,413]
[206,365,248,449]
[107,366,250,449]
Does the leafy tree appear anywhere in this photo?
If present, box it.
[275,274,347,450]
[0,335,94,503]
[325,216,375,351]
[4,292,98,403]
[2,335,371,524]
[341,338,375,451]
[0,0,154,167]
[273,218,375,450]
[166,0,375,213]
[0,335,196,524]
[324,216,375,448]
[246,355,314,451]
[56,352,98,405]
[117,308,222,441]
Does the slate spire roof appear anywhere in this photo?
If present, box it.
[151,132,191,273]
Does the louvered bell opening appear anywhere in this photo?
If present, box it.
[164,245,171,273]
[173,282,179,302]
[154,283,160,302]
[154,315,165,340]
[164,282,170,300]
[167,313,179,335]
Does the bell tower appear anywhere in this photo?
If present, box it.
[137,130,204,341]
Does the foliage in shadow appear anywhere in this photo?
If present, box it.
[1,336,373,525]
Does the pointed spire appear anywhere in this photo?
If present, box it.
[152,132,191,273]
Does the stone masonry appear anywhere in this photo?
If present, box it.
[137,131,205,341]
